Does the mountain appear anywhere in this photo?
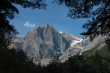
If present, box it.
[59,32,83,62]
[82,35,108,57]
[81,35,106,53]
[11,25,83,66]
[8,36,24,50]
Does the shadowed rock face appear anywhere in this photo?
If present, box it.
[12,25,83,66]
[23,25,71,64]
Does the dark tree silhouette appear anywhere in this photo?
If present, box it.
[0,0,46,19]
[57,0,110,45]
[0,0,46,73]
[56,0,101,18]
[0,0,46,49]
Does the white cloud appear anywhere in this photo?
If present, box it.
[24,21,35,28]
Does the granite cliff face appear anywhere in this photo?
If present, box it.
[23,25,71,64]
[12,25,83,66]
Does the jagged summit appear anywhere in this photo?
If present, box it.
[12,25,83,66]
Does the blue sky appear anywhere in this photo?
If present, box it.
[10,1,89,37]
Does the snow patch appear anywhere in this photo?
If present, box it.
[70,39,83,47]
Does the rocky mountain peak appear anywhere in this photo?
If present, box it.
[12,25,83,66]
[23,25,71,64]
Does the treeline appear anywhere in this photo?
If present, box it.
[0,47,110,73]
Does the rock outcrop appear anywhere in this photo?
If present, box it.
[11,25,83,66]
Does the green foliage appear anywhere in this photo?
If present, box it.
[36,53,110,73]
[0,0,46,19]
[56,0,102,18]
[0,0,46,73]
[0,0,47,49]
[56,0,110,46]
